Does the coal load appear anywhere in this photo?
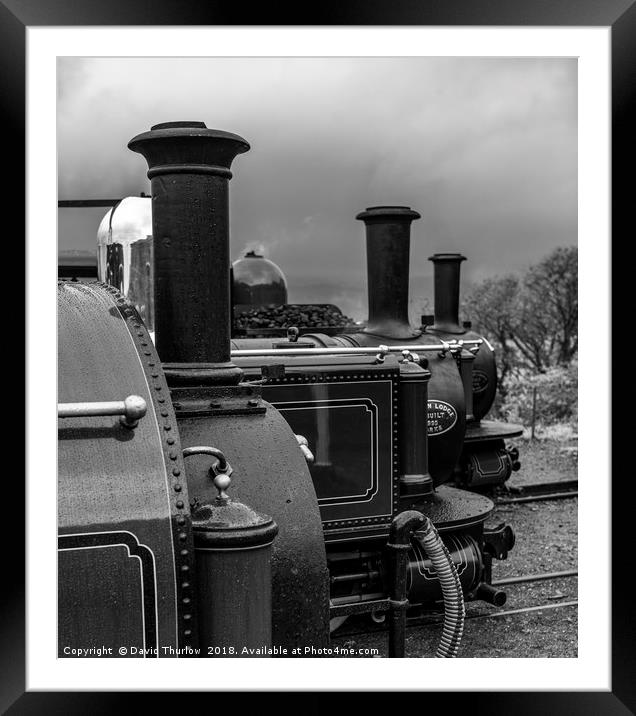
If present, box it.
[233,303,359,337]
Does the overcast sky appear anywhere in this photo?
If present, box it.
[58,57,577,320]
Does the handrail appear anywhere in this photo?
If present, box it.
[57,395,147,429]
[231,339,482,360]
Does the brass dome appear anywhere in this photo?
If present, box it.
[232,250,288,307]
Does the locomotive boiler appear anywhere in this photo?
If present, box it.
[58,120,520,658]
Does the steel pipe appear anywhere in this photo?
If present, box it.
[387,511,426,658]
[182,445,231,475]
[330,570,381,585]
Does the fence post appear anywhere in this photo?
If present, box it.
[531,387,538,440]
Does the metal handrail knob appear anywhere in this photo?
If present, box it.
[182,446,233,504]
[295,435,314,464]
[57,394,148,429]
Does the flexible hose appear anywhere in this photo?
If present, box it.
[414,521,465,658]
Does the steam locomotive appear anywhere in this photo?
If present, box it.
[58,120,521,658]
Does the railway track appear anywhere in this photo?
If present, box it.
[495,479,578,504]
[333,600,579,640]
[332,568,578,639]
[492,568,577,586]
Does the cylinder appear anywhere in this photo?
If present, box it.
[356,206,421,340]
[128,121,250,384]
[463,446,514,488]
[428,253,466,335]
[398,358,433,498]
[192,499,278,657]
[407,533,482,605]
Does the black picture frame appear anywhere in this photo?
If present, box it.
[8,0,632,712]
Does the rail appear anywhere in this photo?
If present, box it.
[497,481,578,504]
[498,491,578,504]
[492,569,577,586]
[331,568,578,641]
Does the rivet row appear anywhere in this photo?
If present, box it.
[112,287,194,643]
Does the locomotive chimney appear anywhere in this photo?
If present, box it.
[428,253,466,335]
[128,121,250,384]
[356,206,421,340]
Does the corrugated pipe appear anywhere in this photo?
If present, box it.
[414,521,466,658]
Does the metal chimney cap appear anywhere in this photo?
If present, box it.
[128,121,250,170]
[428,253,467,262]
[151,121,207,130]
[356,206,421,222]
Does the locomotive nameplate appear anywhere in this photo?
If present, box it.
[427,399,458,436]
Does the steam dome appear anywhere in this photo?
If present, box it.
[232,250,288,307]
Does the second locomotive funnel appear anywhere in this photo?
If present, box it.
[356,205,421,340]
[428,253,467,335]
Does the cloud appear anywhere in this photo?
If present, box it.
[58,57,576,319]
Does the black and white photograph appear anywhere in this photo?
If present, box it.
[0,0,627,703]
[56,53,579,661]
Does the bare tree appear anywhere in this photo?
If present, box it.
[463,275,519,397]
[412,294,434,325]
[505,247,577,371]
[464,246,577,383]
[509,285,554,373]
[522,246,578,366]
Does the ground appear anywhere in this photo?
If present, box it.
[506,433,578,487]
[330,435,578,658]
